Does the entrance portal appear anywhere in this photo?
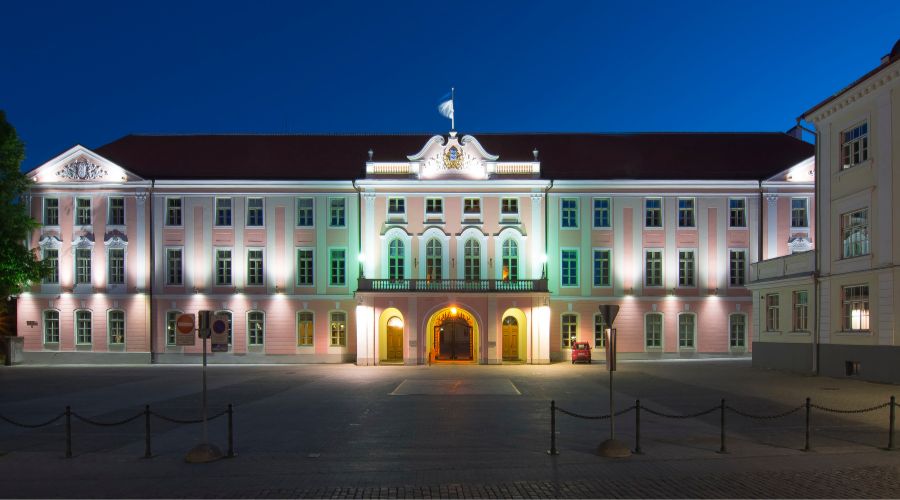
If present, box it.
[502,316,518,360]
[430,308,476,362]
[386,316,403,361]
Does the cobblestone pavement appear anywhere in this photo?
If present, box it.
[2,360,900,498]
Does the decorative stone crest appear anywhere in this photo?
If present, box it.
[57,158,107,181]
[72,234,95,249]
[38,234,62,249]
[788,236,813,254]
[104,230,129,248]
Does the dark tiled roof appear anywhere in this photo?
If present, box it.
[94,132,813,182]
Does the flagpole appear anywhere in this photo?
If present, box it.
[451,87,455,131]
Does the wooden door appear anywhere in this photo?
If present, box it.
[387,317,403,361]
[502,316,518,360]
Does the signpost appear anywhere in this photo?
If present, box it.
[211,316,229,353]
[597,304,630,458]
[175,314,196,346]
[185,310,223,463]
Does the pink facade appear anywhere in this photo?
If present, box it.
[16,133,814,364]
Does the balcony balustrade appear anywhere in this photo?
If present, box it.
[357,278,548,293]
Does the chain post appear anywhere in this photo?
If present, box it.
[144,405,152,458]
[227,403,235,458]
[804,397,811,452]
[65,405,72,458]
[718,398,727,454]
[548,400,559,456]
[889,396,895,451]
[634,399,642,454]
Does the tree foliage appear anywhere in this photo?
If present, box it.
[0,110,45,313]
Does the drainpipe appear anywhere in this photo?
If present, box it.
[540,179,553,364]
[796,120,820,375]
[148,180,155,363]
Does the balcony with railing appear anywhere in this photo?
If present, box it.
[357,278,548,293]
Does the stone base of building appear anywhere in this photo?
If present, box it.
[154,352,355,364]
[751,342,813,374]
[819,344,900,383]
[24,351,152,365]
[551,351,751,362]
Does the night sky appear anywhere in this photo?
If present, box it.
[3,0,898,170]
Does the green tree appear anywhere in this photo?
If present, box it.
[0,110,45,314]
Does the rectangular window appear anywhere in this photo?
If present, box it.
[645,313,662,348]
[76,310,92,344]
[107,197,125,225]
[425,198,443,216]
[561,314,577,348]
[330,198,346,227]
[215,198,232,227]
[645,250,662,287]
[765,294,780,331]
[463,198,481,216]
[165,198,181,226]
[594,314,607,348]
[246,198,264,227]
[388,197,405,215]
[75,248,91,285]
[296,198,314,227]
[108,248,125,285]
[501,198,518,215]
[43,248,59,284]
[166,248,183,285]
[296,249,314,286]
[792,290,809,332]
[791,198,808,228]
[678,250,695,287]
[841,121,868,169]
[730,314,746,348]
[842,285,870,332]
[330,249,346,286]
[729,250,746,286]
[593,198,611,228]
[108,310,125,345]
[215,249,232,286]
[593,249,611,287]
[561,249,578,287]
[297,311,314,346]
[841,208,869,258]
[729,198,746,228]
[76,198,91,225]
[561,198,578,228]
[678,314,695,348]
[330,311,347,346]
[44,310,60,343]
[248,311,265,346]
[678,198,695,227]
[247,249,264,286]
[44,198,59,226]
[166,311,180,346]
[645,198,662,227]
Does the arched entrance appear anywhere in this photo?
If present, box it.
[378,307,405,364]
[427,307,478,363]
[386,316,403,361]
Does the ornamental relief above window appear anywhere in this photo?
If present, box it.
[56,158,108,181]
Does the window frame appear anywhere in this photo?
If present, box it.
[165,197,182,227]
[728,198,747,228]
[215,248,233,286]
[246,248,265,287]
[387,239,405,281]
[107,247,126,286]
[387,197,406,217]
[215,198,233,227]
[729,313,746,349]
[425,198,443,219]
[43,309,60,344]
[329,248,347,286]
[678,312,696,349]
[644,249,663,287]
[729,249,747,287]
[107,196,125,226]
[842,284,870,333]
[296,197,315,227]
[500,198,519,220]
[165,310,182,346]
[678,249,696,287]
[43,197,59,226]
[560,198,579,229]
[247,310,265,347]
[841,208,869,259]
[246,197,265,227]
[592,198,611,229]
[840,120,869,170]
[561,313,577,349]
[297,310,315,347]
[644,198,662,228]
[108,309,126,345]
[296,247,315,287]
[501,238,519,281]
[165,247,183,286]
[791,197,809,229]
[592,248,611,288]
[43,248,59,284]
[593,313,607,349]
[792,290,809,332]
[75,197,92,226]
[560,248,579,287]
[645,312,663,349]
[765,293,780,332]
[329,198,346,228]
[75,247,92,285]
[330,311,347,347]
[677,198,696,228]
[75,309,92,345]
[463,198,481,219]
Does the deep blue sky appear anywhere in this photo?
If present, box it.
[3,0,898,170]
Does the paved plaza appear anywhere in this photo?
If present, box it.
[1,359,900,498]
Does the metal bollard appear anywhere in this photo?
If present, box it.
[634,399,642,454]
[547,400,558,456]
[144,405,152,458]
[718,398,727,454]
[227,403,235,458]
[804,397,811,452]
[889,396,895,451]
[65,405,72,458]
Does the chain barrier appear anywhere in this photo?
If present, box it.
[642,405,719,419]
[72,411,145,427]
[726,404,804,420]
[810,402,892,414]
[0,404,234,460]
[555,405,635,420]
[0,411,66,429]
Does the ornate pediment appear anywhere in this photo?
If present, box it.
[104,230,129,248]
[38,235,63,249]
[788,236,813,254]
[72,234,95,249]
[26,145,143,184]
[57,158,108,181]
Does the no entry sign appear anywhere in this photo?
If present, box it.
[175,313,196,346]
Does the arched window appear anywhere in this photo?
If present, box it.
[426,239,442,281]
[108,310,126,345]
[75,310,92,345]
[464,239,480,281]
[248,311,265,346]
[297,311,314,346]
[502,239,518,280]
[388,239,405,280]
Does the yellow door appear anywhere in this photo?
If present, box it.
[502,316,518,360]
[387,317,403,361]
